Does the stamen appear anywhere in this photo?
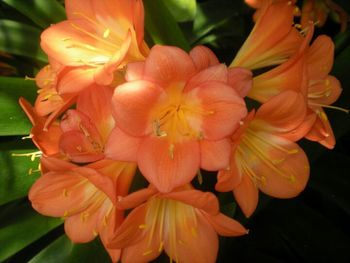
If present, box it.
[25,76,35,81]
[197,170,203,185]
[143,250,153,256]
[158,241,164,252]
[12,151,42,161]
[103,28,111,38]
[139,224,147,229]
[310,102,349,113]
[92,229,98,236]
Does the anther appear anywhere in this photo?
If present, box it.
[143,250,153,256]
[103,28,110,38]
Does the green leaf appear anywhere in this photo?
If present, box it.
[144,0,190,51]
[162,0,197,22]
[0,146,40,206]
[29,235,111,263]
[0,19,47,62]
[0,76,37,136]
[0,200,62,262]
[2,0,66,29]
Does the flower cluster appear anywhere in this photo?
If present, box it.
[20,0,344,262]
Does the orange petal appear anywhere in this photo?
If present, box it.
[57,67,95,94]
[138,137,200,193]
[190,82,247,140]
[163,190,219,215]
[143,45,196,87]
[117,187,157,210]
[203,211,248,236]
[216,146,242,192]
[40,156,77,172]
[227,67,253,97]
[253,91,307,134]
[77,85,115,142]
[125,61,145,81]
[109,204,148,248]
[29,171,96,217]
[184,64,228,92]
[306,35,334,80]
[189,45,219,71]
[200,138,231,171]
[104,127,141,162]
[65,0,95,20]
[112,80,163,136]
[305,108,336,149]
[308,75,342,105]
[231,0,302,70]
[64,205,101,243]
[233,171,259,217]
[165,212,218,263]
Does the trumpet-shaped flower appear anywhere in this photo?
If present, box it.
[105,45,248,193]
[216,91,310,217]
[41,0,148,89]
[231,0,303,70]
[304,35,343,148]
[29,156,137,262]
[109,185,247,263]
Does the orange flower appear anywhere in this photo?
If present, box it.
[41,0,148,88]
[59,84,115,162]
[29,156,137,262]
[304,35,343,148]
[109,185,247,263]
[231,0,303,70]
[105,45,248,192]
[216,91,310,217]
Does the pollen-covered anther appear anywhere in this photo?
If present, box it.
[103,28,110,38]
[139,224,147,229]
[143,249,153,256]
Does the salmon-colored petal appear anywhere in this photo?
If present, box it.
[203,211,248,236]
[281,110,317,141]
[104,127,141,162]
[184,64,228,92]
[165,212,218,263]
[98,205,123,263]
[41,20,110,67]
[216,147,242,192]
[163,190,219,215]
[59,130,105,163]
[121,231,161,263]
[189,45,219,71]
[74,166,117,204]
[233,171,259,217]
[228,67,253,97]
[245,0,266,9]
[250,51,307,103]
[308,75,342,105]
[40,156,77,172]
[305,109,336,149]
[64,207,100,243]
[200,138,231,171]
[253,91,307,133]
[112,80,164,136]
[231,1,302,70]
[307,35,334,79]
[125,61,145,81]
[35,88,64,117]
[138,137,200,193]
[77,85,115,142]
[57,67,95,94]
[19,98,62,156]
[109,204,147,248]
[65,0,95,20]
[29,171,96,217]
[93,30,132,86]
[243,133,310,198]
[143,45,196,87]
[117,187,157,210]
[190,82,247,140]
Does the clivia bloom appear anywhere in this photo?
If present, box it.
[109,185,247,263]
[29,157,137,262]
[41,0,148,90]
[231,0,303,70]
[105,45,249,192]
[216,91,310,217]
